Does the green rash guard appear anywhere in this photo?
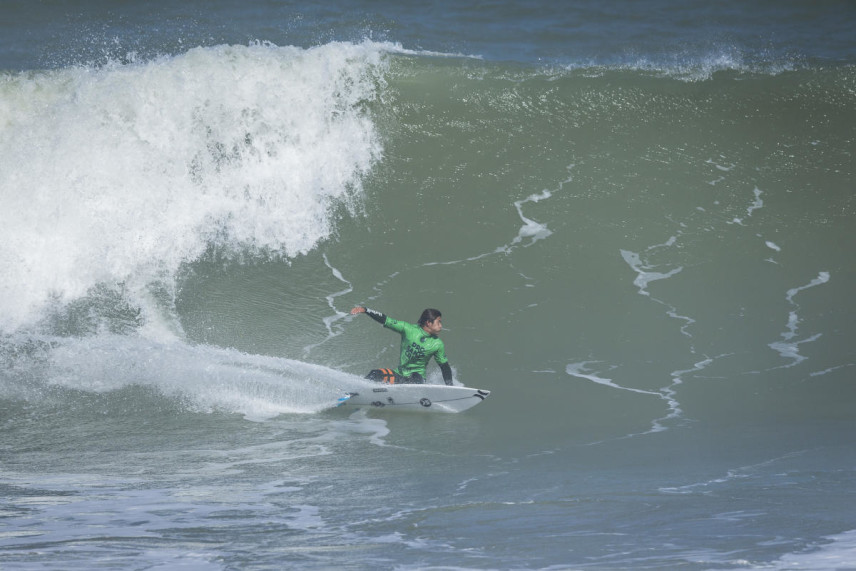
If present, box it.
[363,308,453,384]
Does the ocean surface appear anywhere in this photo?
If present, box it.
[2,1,855,569]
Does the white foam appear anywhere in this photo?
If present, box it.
[566,361,681,437]
[509,189,555,247]
[620,249,683,297]
[786,271,830,304]
[565,361,657,395]
[746,187,764,217]
[302,253,354,356]
[660,451,805,495]
[770,529,856,570]
[0,41,386,333]
[422,166,572,267]
[768,272,830,367]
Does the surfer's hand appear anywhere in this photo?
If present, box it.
[350,306,366,315]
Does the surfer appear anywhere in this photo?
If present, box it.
[350,306,454,385]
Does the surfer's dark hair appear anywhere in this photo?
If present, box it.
[418,308,442,327]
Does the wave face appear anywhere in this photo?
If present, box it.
[1,2,855,568]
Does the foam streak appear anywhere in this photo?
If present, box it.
[768,272,830,367]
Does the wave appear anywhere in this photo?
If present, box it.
[0,41,387,334]
[4,42,852,337]
[2,39,853,420]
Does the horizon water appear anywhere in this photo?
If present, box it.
[1,2,855,569]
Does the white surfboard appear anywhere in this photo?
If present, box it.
[340,384,490,413]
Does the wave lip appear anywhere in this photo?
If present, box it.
[557,44,805,82]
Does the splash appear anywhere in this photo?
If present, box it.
[2,332,367,419]
[0,41,387,334]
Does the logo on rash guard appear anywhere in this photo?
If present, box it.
[405,342,426,362]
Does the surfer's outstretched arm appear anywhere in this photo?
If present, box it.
[350,306,386,325]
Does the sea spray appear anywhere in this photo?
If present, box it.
[0,41,387,333]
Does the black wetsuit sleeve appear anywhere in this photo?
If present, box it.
[439,362,453,386]
[363,307,386,325]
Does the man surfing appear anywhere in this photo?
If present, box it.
[350,306,454,385]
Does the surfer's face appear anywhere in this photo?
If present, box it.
[422,316,442,335]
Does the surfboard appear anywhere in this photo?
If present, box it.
[340,384,490,413]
